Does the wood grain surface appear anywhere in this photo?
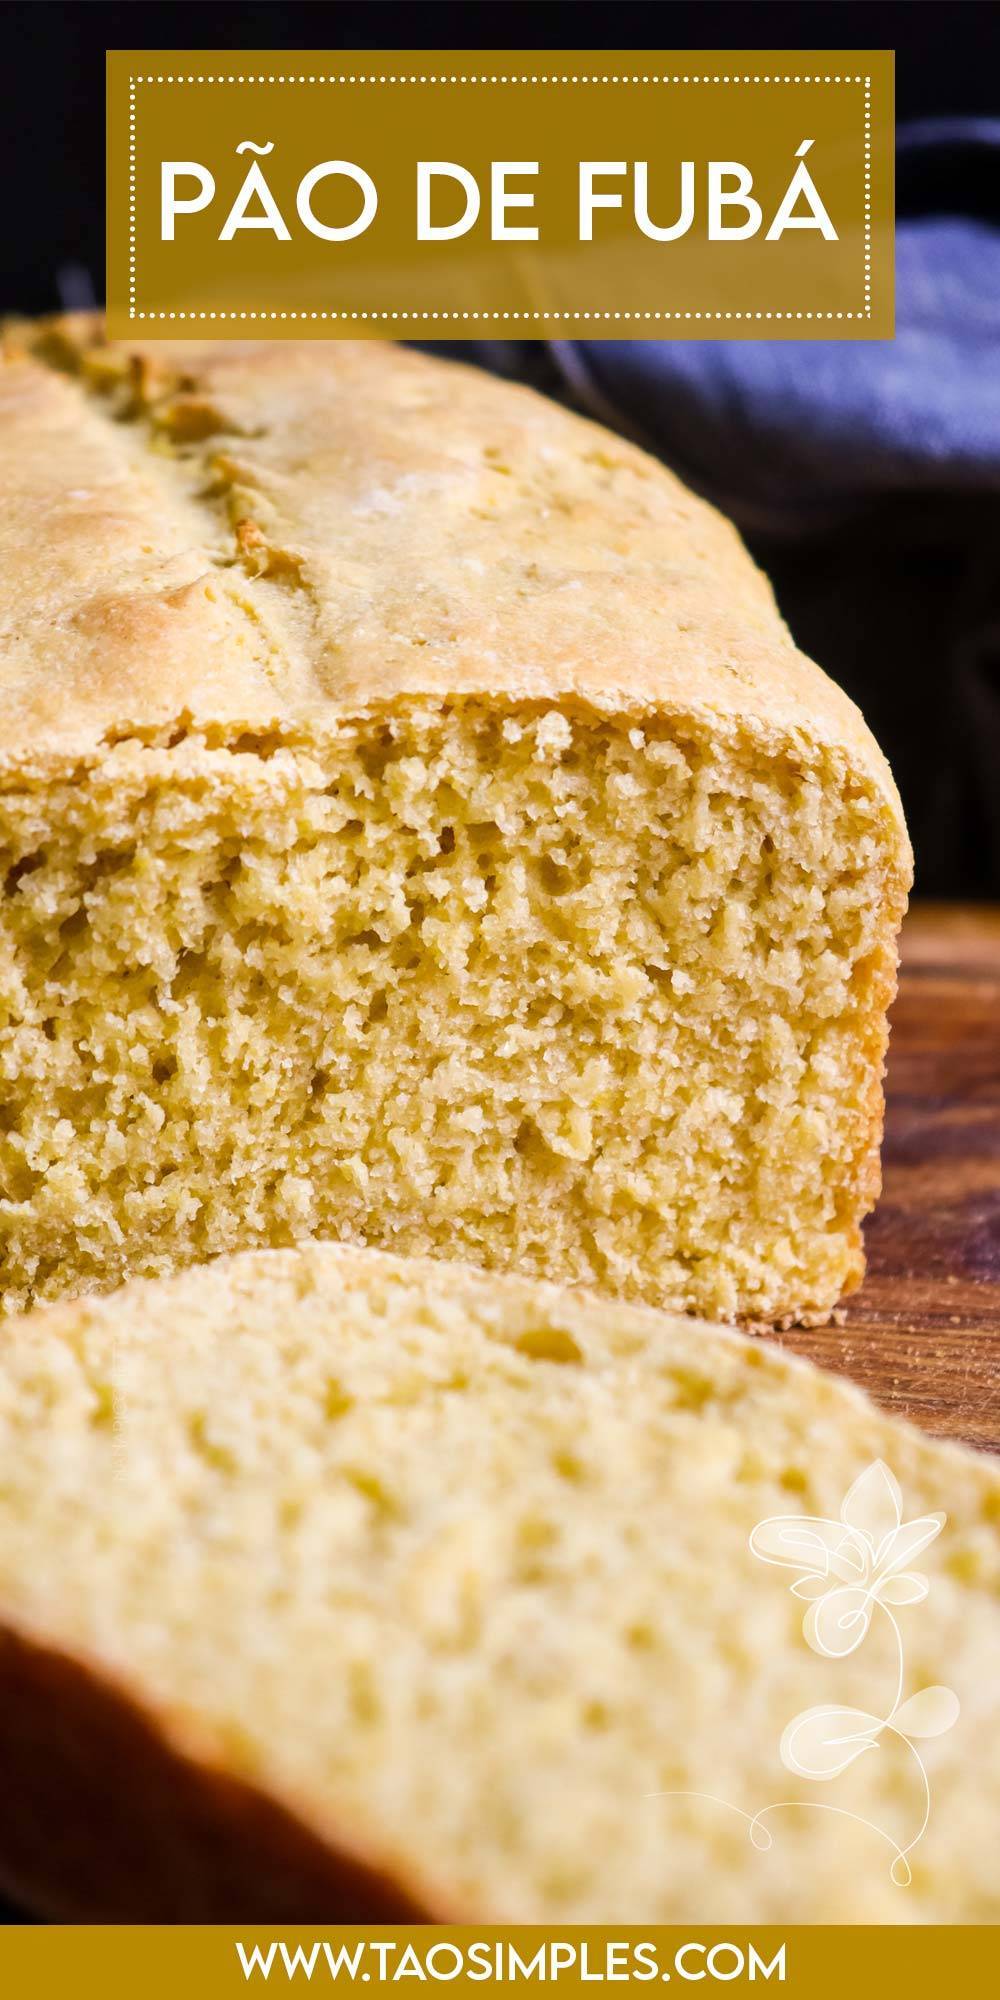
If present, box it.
[777,903,1000,1453]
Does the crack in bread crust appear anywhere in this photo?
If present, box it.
[0,322,911,1317]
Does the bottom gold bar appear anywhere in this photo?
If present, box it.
[0,1927,994,1998]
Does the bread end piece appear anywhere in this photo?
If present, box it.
[0,325,911,1322]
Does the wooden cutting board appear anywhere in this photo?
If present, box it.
[776,903,1000,1453]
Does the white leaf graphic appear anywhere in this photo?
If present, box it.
[841,1461,901,1550]
[892,1686,960,1739]
[750,1516,867,1580]
[804,1584,873,1657]
[877,1513,946,1575]
[780,1704,883,1781]
[876,1572,929,1606]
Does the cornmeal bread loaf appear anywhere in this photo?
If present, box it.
[0,1245,997,1922]
[0,318,911,1320]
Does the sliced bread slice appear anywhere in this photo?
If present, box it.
[1,1244,996,1921]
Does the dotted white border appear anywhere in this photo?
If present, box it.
[126,71,875,325]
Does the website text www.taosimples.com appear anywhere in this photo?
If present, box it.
[235,1941,787,1985]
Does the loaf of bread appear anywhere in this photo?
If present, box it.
[0,319,911,1321]
[0,1243,997,1922]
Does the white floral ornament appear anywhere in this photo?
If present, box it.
[750,1459,959,1885]
[647,1459,960,1889]
[749,1460,946,1657]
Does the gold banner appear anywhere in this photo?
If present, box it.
[0,1927,995,1994]
[106,50,894,338]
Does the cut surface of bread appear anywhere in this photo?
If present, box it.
[0,1244,997,1922]
[0,320,911,1319]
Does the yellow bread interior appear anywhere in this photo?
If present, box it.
[2,701,899,1319]
[1,1244,998,1921]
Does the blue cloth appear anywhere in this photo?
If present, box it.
[561,155,1000,537]
[425,123,1000,893]
[452,123,1000,537]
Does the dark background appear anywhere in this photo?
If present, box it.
[6,0,1000,321]
[4,0,1000,318]
[2,0,999,903]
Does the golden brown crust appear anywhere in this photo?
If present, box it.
[0,1620,436,1921]
[0,316,907,859]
